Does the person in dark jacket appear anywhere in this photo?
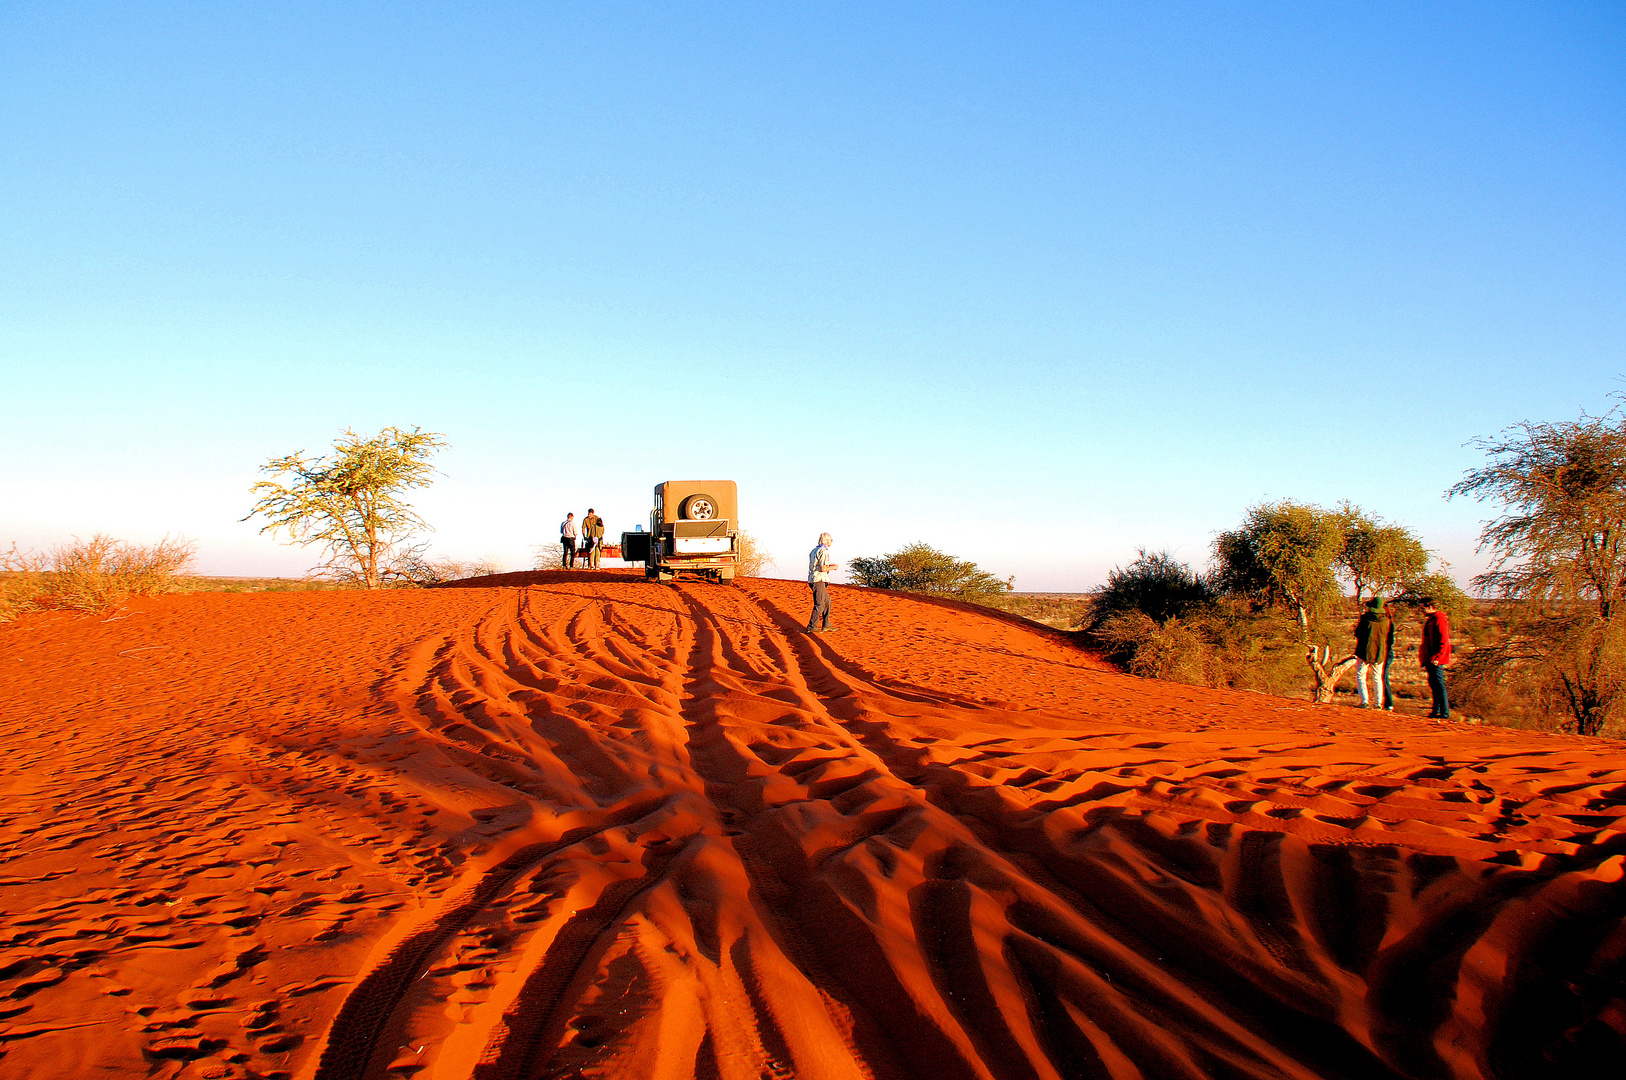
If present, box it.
[1352,597,1391,709]
[1418,597,1452,719]
[582,508,605,569]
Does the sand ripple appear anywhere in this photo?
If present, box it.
[1,574,1622,1079]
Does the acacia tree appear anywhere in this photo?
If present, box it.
[1212,501,1344,634]
[1211,500,1464,701]
[1212,500,1360,701]
[1452,411,1626,619]
[1449,407,1626,734]
[1336,503,1429,601]
[246,426,448,589]
[849,542,1013,601]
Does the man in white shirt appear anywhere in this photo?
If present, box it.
[806,532,836,633]
[560,513,577,569]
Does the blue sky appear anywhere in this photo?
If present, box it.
[3,3,1621,588]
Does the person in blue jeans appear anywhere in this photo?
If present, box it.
[1381,614,1396,710]
[1351,597,1391,709]
[1418,597,1452,719]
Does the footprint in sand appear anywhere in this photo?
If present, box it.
[7,576,1626,1080]
[143,1034,225,1060]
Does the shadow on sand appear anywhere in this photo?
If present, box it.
[434,568,643,588]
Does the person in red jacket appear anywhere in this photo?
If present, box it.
[1418,597,1452,719]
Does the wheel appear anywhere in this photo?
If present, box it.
[679,494,717,520]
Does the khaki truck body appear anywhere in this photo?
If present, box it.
[620,481,739,583]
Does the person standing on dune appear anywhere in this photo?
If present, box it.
[1382,612,1397,710]
[1419,597,1452,719]
[1352,597,1390,709]
[582,508,604,569]
[560,512,577,569]
[806,532,836,633]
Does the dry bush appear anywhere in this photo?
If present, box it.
[1448,660,1551,732]
[1453,611,1626,737]
[180,576,342,594]
[531,543,565,571]
[1201,608,1314,696]
[0,546,50,621]
[1090,603,1310,697]
[736,530,771,577]
[1093,611,1213,684]
[1,535,195,619]
[425,557,503,583]
[382,550,506,586]
[977,593,1095,630]
[1447,608,1626,736]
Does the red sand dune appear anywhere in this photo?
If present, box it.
[1,572,1623,1080]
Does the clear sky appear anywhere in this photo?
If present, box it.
[4,3,1622,589]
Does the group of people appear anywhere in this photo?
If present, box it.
[558,509,606,569]
[558,508,839,636]
[546,525,1458,721]
[554,521,1456,720]
[1352,596,1453,719]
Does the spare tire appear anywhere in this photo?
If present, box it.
[680,494,717,520]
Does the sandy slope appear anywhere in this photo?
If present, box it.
[0,572,1622,1080]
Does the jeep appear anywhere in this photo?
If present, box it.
[620,481,739,583]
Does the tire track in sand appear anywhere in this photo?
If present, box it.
[303,577,1626,1080]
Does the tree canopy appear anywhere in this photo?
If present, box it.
[1210,500,1345,634]
[245,426,448,589]
[848,542,1012,601]
[1448,405,1626,735]
[1450,409,1626,620]
[1335,503,1429,602]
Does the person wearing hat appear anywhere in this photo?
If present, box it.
[1352,596,1391,709]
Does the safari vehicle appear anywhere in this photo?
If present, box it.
[620,481,739,583]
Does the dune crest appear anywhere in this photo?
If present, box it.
[1,575,1621,1079]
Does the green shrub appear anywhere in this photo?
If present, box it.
[1085,549,1216,631]
[849,542,1012,601]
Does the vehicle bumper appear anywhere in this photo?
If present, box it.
[662,555,736,569]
